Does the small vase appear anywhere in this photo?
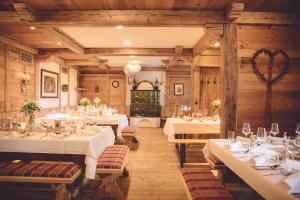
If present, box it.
[26,114,35,133]
[213,109,220,119]
[83,106,87,112]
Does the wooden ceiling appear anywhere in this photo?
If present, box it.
[0,0,299,12]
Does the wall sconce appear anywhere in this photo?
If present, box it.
[20,72,30,95]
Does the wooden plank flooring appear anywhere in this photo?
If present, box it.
[78,127,192,200]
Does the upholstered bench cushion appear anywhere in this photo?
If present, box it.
[181,168,233,200]
[207,155,223,165]
[122,132,135,137]
[97,145,129,169]
[0,162,81,178]
[121,125,138,133]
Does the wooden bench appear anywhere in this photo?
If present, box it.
[168,139,208,168]
[96,145,129,200]
[180,166,233,200]
[0,161,82,200]
[121,125,139,150]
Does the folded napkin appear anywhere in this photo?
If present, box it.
[283,171,300,193]
[253,156,279,167]
[236,136,250,143]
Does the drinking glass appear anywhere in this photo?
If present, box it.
[256,127,266,145]
[228,131,235,142]
[270,123,279,137]
[197,110,203,120]
[242,123,251,137]
[296,123,300,135]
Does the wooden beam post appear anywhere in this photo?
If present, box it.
[13,3,37,22]
[220,24,238,138]
[193,30,221,56]
[0,35,38,54]
[5,45,10,117]
[226,3,244,22]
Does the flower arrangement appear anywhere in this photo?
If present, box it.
[94,97,101,105]
[21,100,40,128]
[80,98,90,111]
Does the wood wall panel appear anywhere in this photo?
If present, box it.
[236,25,300,135]
[79,74,127,115]
[164,73,192,116]
[0,43,5,120]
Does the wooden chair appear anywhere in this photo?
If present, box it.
[121,125,139,150]
[95,145,129,200]
[0,161,82,200]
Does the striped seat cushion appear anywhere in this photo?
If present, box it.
[0,162,81,178]
[121,125,138,133]
[207,155,223,165]
[97,145,129,169]
[122,132,135,137]
[181,168,233,200]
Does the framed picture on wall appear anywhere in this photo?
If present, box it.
[174,83,184,96]
[41,69,58,98]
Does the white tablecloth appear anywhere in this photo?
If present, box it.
[38,113,128,136]
[204,139,297,200]
[163,118,220,139]
[0,126,115,179]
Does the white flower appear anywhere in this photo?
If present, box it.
[80,98,90,107]
[94,97,101,104]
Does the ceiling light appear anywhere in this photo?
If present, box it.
[124,61,141,74]
[29,26,36,30]
[214,42,220,47]
[56,42,62,45]
[124,40,130,45]
[116,25,124,29]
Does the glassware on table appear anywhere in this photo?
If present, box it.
[270,123,279,137]
[228,131,235,142]
[296,123,300,135]
[256,127,266,145]
[242,123,251,137]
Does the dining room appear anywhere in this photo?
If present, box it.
[0,0,300,200]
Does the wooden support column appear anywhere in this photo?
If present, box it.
[220,24,238,138]
[192,57,200,112]
[5,45,10,117]
[58,65,62,108]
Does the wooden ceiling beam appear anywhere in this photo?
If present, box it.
[226,3,244,22]
[193,30,221,56]
[141,67,165,71]
[65,59,108,68]
[13,3,37,22]
[40,28,84,55]
[0,10,224,26]
[0,34,38,54]
[235,12,300,25]
[38,55,64,65]
[40,48,193,57]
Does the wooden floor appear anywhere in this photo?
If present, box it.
[78,127,197,200]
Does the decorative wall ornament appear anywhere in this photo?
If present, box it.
[40,69,58,98]
[251,48,290,124]
[95,85,100,93]
[61,84,68,92]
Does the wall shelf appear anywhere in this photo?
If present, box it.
[76,87,88,91]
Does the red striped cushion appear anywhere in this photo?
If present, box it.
[181,168,233,200]
[121,125,138,133]
[97,145,129,169]
[0,162,81,178]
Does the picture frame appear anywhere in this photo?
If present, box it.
[40,69,58,98]
[174,83,184,96]
[112,80,119,88]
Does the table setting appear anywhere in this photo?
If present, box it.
[203,122,300,200]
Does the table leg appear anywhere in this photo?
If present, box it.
[179,134,186,168]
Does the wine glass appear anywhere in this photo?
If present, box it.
[296,123,300,135]
[256,127,266,145]
[242,123,251,137]
[270,123,279,137]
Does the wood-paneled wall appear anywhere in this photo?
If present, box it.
[236,25,300,135]
[164,68,192,116]
[79,73,127,114]
[0,43,36,121]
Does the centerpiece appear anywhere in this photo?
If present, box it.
[80,97,90,111]
[21,100,40,132]
[94,97,101,108]
[211,99,220,118]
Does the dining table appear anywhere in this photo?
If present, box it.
[163,117,220,167]
[0,126,115,179]
[203,138,300,200]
